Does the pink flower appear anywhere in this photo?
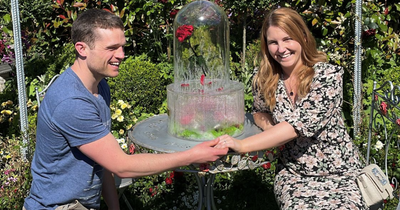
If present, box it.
[175,25,194,43]
[380,102,387,115]
[200,74,205,85]
[129,144,135,154]
[396,119,400,126]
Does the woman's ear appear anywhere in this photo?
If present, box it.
[75,42,87,58]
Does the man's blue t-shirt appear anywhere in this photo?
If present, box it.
[24,67,111,209]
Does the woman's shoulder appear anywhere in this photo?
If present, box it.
[313,62,343,76]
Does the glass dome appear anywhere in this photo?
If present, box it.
[168,0,244,141]
[173,0,230,91]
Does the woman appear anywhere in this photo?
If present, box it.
[216,7,366,209]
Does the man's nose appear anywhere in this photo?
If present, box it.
[115,47,125,59]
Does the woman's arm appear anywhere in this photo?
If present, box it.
[216,121,297,153]
[253,112,274,131]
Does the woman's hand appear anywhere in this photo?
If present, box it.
[214,134,242,153]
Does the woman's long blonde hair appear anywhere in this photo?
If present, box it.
[253,7,327,111]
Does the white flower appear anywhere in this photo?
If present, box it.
[117,100,125,106]
[121,103,128,109]
[115,109,122,116]
[117,138,125,144]
[374,140,384,151]
[0,76,5,93]
[117,115,124,122]
[121,143,128,150]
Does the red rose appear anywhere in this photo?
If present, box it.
[176,25,194,42]
[384,7,389,16]
[251,155,258,162]
[396,119,400,126]
[261,162,271,170]
[165,177,173,185]
[200,163,209,171]
[200,74,205,85]
[170,9,179,18]
[380,102,387,115]
[374,94,378,101]
[363,29,376,37]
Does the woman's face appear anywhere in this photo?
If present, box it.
[266,26,304,73]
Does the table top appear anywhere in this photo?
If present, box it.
[128,113,262,153]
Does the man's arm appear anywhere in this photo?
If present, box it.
[78,133,228,178]
[101,169,120,209]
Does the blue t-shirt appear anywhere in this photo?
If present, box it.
[24,67,111,209]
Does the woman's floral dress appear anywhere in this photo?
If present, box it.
[253,62,367,209]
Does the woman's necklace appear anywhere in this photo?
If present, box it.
[283,73,295,96]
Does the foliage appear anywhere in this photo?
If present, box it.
[1,0,400,209]
[107,54,172,116]
[0,132,35,209]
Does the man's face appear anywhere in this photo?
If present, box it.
[85,28,126,79]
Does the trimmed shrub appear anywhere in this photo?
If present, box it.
[108,54,173,115]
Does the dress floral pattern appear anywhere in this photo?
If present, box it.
[252,62,367,209]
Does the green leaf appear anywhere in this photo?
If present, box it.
[2,14,11,24]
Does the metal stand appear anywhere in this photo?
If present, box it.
[128,113,263,210]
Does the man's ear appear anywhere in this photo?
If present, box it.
[75,42,87,57]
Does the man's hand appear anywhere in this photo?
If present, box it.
[189,138,228,163]
[214,134,241,153]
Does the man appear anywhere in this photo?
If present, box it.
[24,9,228,210]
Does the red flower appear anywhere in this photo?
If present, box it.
[251,155,258,162]
[396,119,400,126]
[58,15,66,19]
[384,7,389,16]
[174,171,184,179]
[200,74,205,85]
[380,102,387,115]
[165,177,173,185]
[129,144,135,154]
[158,0,168,3]
[170,9,179,18]
[180,114,194,125]
[279,145,285,151]
[200,163,209,171]
[363,29,376,37]
[374,94,378,101]
[261,162,271,170]
[176,25,194,42]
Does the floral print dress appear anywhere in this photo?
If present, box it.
[252,62,367,209]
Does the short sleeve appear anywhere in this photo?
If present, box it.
[287,63,344,137]
[52,97,110,147]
